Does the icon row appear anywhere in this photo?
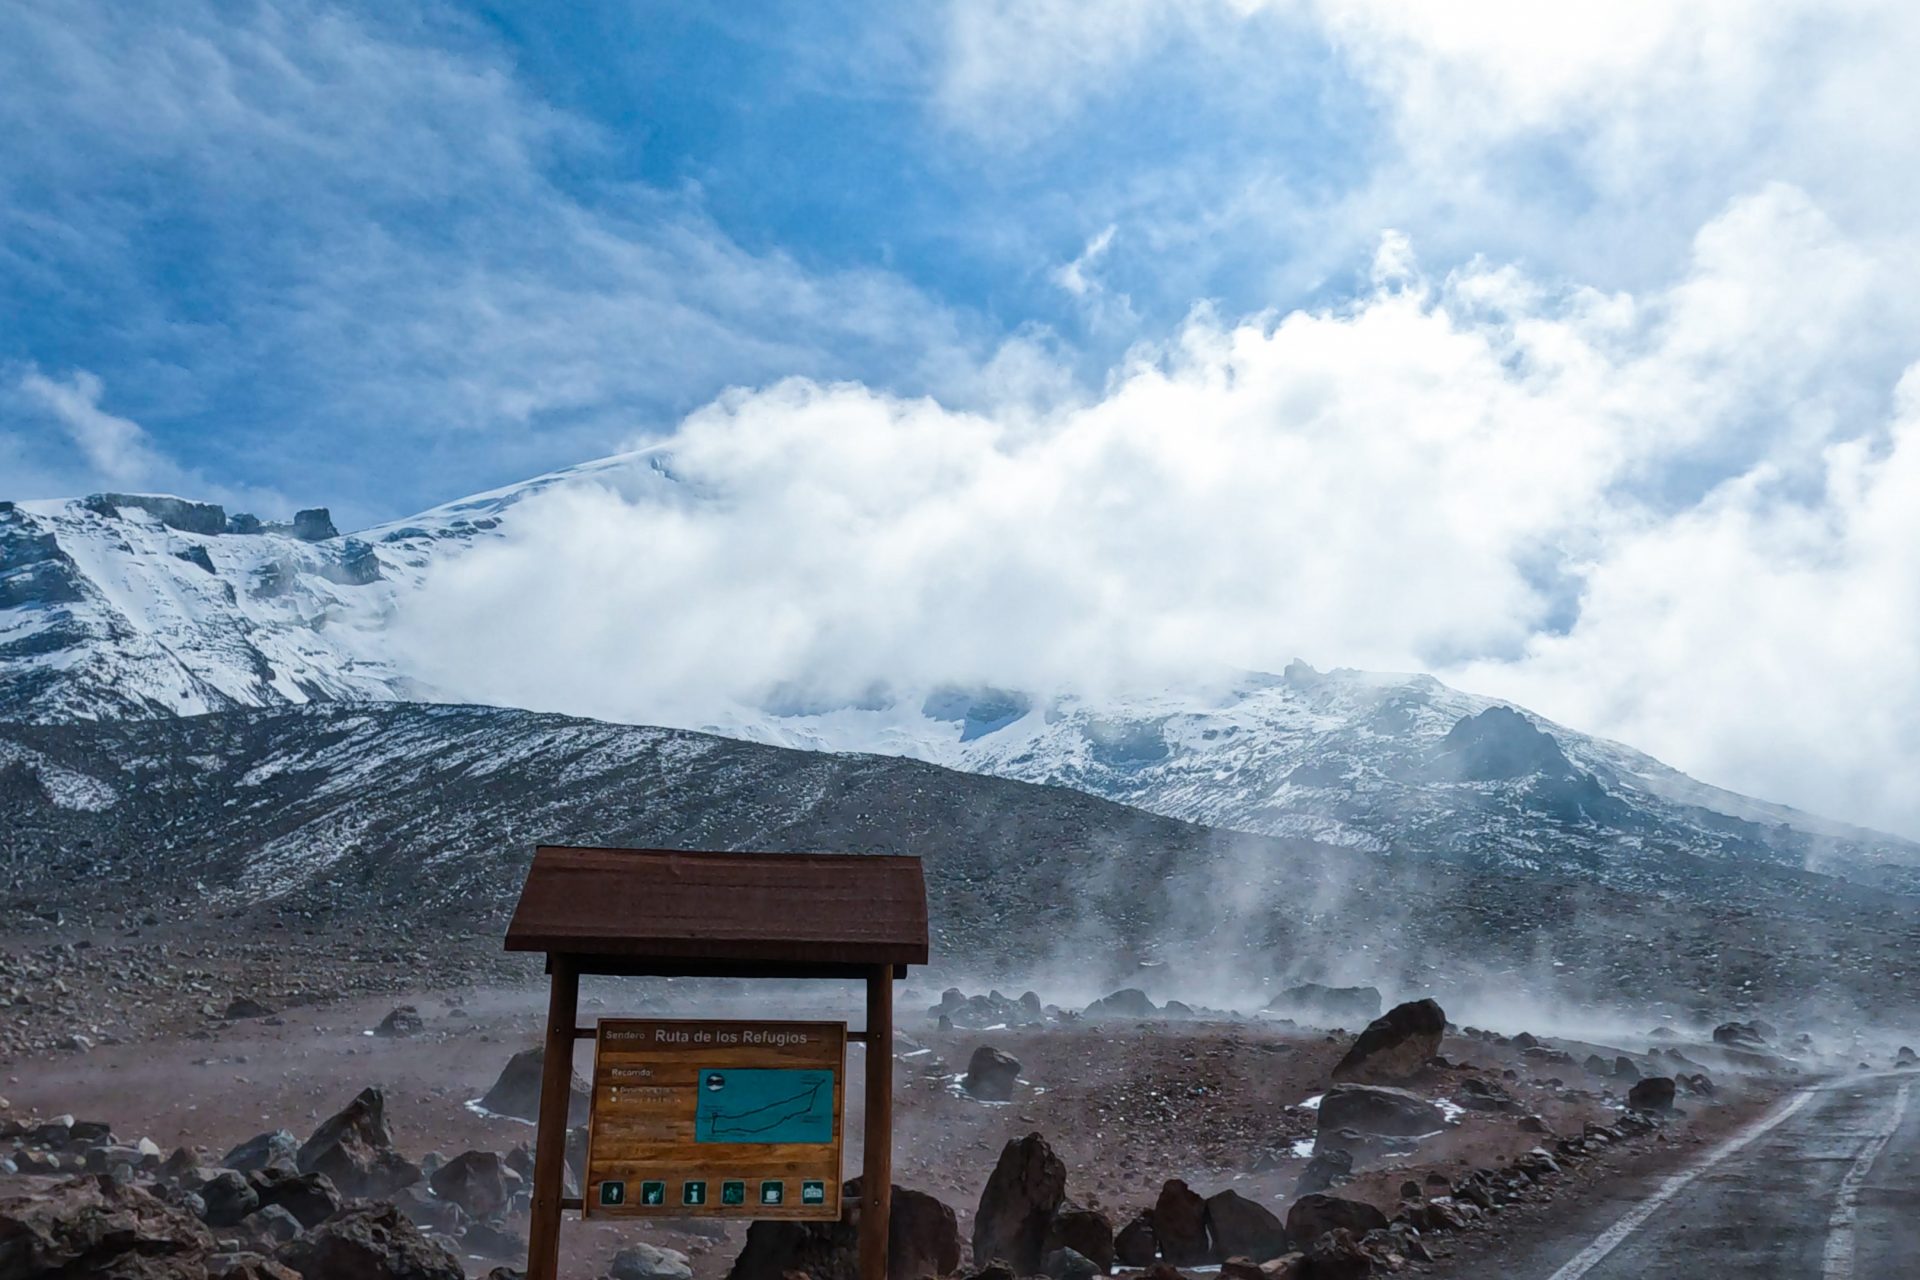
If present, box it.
[598,1178,828,1208]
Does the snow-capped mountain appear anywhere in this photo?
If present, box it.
[7,457,1918,898]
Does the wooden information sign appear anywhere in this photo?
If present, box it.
[583,1018,846,1220]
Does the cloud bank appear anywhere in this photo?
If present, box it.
[396,183,1920,838]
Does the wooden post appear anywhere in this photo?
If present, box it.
[528,952,580,1280]
[860,965,894,1280]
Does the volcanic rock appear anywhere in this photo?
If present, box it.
[201,1170,261,1227]
[248,1168,341,1229]
[1330,999,1446,1082]
[431,1150,512,1219]
[1151,1179,1210,1266]
[0,1174,216,1278]
[1204,1190,1288,1262]
[1043,1201,1115,1273]
[375,1005,424,1038]
[1302,1227,1373,1280]
[1284,1195,1387,1246]
[963,1046,1023,1101]
[276,1202,464,1280]
[297,1087,421,1198]
[729,1179,959,1280]
[225,997,276,1020]
[611,1242,695,1280]
[238,1204,303,1248]
[223,1131,299,1175]
[1043,1248,1098,1280]
[1897,1046,1918,1068]
[1453,1077,1517,1113]
[478,1047,591,1125]
[1712,1021,1768,1049]
[1627,1077,1677,1112]
[1083,989,1156,1020]
[972,1133,1066,1273]
[1113,1212,1156,1266]
[1317,1085,1445,1137]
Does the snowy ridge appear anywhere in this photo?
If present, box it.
[6,452,1918,901]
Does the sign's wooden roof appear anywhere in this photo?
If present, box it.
[504,846,929,976]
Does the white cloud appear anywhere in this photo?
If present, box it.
[17,370,169,489]
[394,183,1920,836]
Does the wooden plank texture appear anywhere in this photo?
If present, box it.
[504,848,928,969]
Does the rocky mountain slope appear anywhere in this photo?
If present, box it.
[6,460,1918,908]
[5,703,1919,1023]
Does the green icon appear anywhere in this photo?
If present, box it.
[599,1180,626,1206]
[760,1180,785,1205]
[683,1180,707,1206]
[640,1181,666,1206]
[722,1180,747,1206]
[801,1180,826,1205]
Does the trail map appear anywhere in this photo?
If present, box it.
[695,1068,835,1144]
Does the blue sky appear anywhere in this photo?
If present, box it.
[1,0,1817,527]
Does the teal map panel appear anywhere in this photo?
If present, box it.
[694,1068,835,1144]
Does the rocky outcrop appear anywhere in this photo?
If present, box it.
[1330,999,1446,1082]
[275,1202,464,1280]
[292,508,339,541]
[296,1088,421,1198]
[1318,1084,1445,1137]
[0,1174,214,1278]
[92,494,229,535]
[963,1047,1023,1101]
[1203,1190,1288,1262]
[478,1047,591,1125]
[1113,1212,1156,1266]
[972,1133,1066,1273]
[728,1179,958,1280]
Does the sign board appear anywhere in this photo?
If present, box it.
[583,1018,846,1220]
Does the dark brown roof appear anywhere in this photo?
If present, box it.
[503,846,928,975]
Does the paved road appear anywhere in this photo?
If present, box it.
[1501,1072,1920,1279]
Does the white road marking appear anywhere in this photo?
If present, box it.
[1544,1088,1820,1280]
[1820,1081,1910,1280]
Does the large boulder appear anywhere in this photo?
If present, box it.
[1317,1085,1445,1138]
[1043,1202,1115,1273]
[201,1170,261,1227]
[1082,989,1156,1020]
[963,1047,1023,1102]
[297,1088,422,1198]
[478,1047,591,1125]
[610,1242,695,1280]
[1151,1179,1210,1266]
[1330,999,1446,1082]
[222,1130,299,1175]
[276,1202,464,1280]
[1628,1077,1677,1112]
[1262,985,1383,1027]
[972,1133,1067,1273]
[1112,1213,1156,1267]
[728,1179,959,1280]
[0,1174,215,1278]
[1712,1022,1769,1049]
[1283,1195,1387,1245]
[430,1150,512,1219]
[249,1168,343,1229]
[1203,1190,1288,1263]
